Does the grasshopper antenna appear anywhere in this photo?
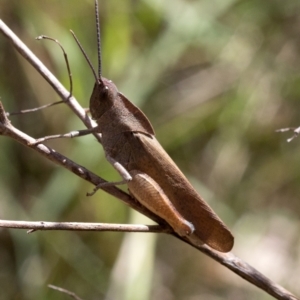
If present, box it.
[70,30,98,83]
[70,0,102,84]
[95,0,102,78]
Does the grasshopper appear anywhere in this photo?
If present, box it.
[37,0,234,252]
[86,1,233,252]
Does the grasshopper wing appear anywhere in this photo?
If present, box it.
[128,132,234,252]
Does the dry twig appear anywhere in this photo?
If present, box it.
[276,127,300,142]
[0,220,166,233]
[48,284,84,300]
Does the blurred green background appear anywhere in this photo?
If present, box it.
[0,0,300,299]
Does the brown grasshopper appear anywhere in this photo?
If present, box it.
[38,0,234,252]
[90,74,234,251]
[88,1,233,252]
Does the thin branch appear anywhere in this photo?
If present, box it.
[194,245,298,300]
[276,126,300,142]
[36,35,73,96]
[0,220,166,233]
[0,19,101,144]
[48,284,84,300]
[0,101,164,226]
[0,19,299,300]
[7,100,66,116]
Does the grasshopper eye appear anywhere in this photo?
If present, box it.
[98,84,118,106]
[101,85,109,97]
[99,78,118,100]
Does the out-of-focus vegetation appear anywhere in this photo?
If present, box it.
[0,0,300,299]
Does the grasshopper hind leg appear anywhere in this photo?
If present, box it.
[128,170,195,237]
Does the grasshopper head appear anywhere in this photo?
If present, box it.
[89,77,118,121]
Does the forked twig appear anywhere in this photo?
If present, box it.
[0,19,298,300]
[36,35,73,96]
[0,101,163,225]
[276,127,300,142]
[0,19,101,143]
